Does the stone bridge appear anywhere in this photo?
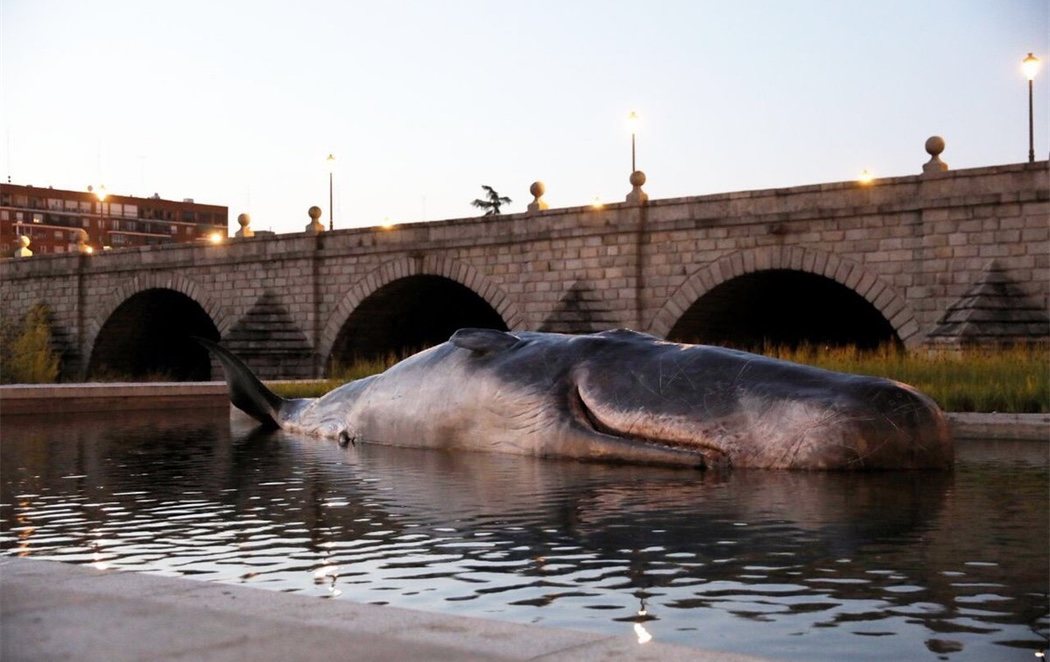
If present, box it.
[2,161,1047,381]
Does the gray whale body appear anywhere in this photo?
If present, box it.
[203,328,953,470]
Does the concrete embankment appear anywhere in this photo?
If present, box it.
[1,557,761,662]
[1,383,1047,441]
[945,412,1049,441]
[0,382,228,415]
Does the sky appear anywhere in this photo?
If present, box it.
[1,1,1047,235]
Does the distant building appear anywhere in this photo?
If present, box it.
[0,184,228,255]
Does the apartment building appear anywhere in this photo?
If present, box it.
[1,183,228,255]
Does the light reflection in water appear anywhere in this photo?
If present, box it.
[0,408,1046,661]
[634,597,653,644]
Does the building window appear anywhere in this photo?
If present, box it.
[170,225,178,234]
[32,213,43,223]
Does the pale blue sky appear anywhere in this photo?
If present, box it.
[1,0,1046,234]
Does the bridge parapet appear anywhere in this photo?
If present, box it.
[2,161,1046,380]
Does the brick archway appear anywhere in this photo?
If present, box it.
[648,246,921,347]
[319,255,523,364]
[86,272,229,364]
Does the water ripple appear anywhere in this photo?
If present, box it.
[1,413,1047,661]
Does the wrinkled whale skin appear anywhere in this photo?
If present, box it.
[203,329,953,471]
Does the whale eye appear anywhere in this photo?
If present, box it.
[450,328,518,355]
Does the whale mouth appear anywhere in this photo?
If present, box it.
[571,387,730,470]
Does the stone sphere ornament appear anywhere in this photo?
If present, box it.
[925,136,946,156]
[923,136,949,174]
[527,181,549,213]
[306,206,325,234]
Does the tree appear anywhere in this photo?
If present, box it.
[471,185,512,216]
[1,303,60,384]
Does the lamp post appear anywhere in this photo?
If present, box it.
[1022,53,1040,163]
[327,153,335,231]
[94,185,107,249]
[627,111,639,173]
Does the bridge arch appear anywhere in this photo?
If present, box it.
[320,256,524,369]
[86,273,226,380]
[649,246,921,349]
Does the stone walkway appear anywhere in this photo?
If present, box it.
[2,558,764,661]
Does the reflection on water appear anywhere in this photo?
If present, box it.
[1,409,1047,660]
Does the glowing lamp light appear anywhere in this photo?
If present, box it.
[94,185,107,202]
[1022,52,1040,81]
[858,169,875,185]
[380,217,396,230]
[84,245,94,254]
[208,232,224,244]
[591,196,604,209]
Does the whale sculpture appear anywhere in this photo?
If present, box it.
[201,328,953,470]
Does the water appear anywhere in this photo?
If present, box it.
[1,408,1047,660]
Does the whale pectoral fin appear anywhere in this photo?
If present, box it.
[450,328,518,355]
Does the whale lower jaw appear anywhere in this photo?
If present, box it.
[571,387,730,470]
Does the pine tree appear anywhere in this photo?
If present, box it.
[470,185,512,216]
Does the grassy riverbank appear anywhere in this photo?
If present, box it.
[269,345,1049,414]
[270,355,402,400]
[766,345,1048,414]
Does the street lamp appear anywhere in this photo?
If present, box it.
[627,111,640,173]
[327,153,335,231]
[93,185,107,249]
[1022,53,1040,163]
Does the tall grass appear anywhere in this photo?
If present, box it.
[268,353,404,399]
[268,344,1049,414]
[764,344,1048,414]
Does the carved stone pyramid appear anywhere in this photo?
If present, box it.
[223,291,315,378]
[538,281,617,334]
[927,261,1049,347]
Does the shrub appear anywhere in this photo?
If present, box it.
[1,304,61,384]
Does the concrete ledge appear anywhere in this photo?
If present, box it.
[0,557,762,662]
[947,412,1049,441]
[0,382,229,415]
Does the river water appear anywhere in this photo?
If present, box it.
[1,408,1047,660]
